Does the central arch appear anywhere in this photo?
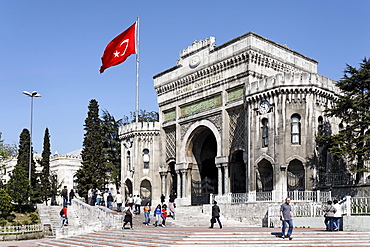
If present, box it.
[181,120,220,205]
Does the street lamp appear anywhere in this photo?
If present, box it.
[23,91,41,184]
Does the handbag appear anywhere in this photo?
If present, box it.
[210,217,216,223]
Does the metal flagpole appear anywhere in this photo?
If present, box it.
[135,16,140,123]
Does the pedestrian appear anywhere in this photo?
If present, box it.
[280,197,293,240]
[323,200,336,231]
[161,204,168,227]
[153,204,162,227]
[107,192,114,210]
[88,188,93,205]
[69,189,75,205]
[97,193,103,206]
[103,190,109,207]
[143,202,151,225]
[122,203,134,230]
[209,201,222,229]
[160,194,165,206]
[127,194,134,210]
[61,186,68,207]
[115,191,123,212]
[135,195,142,215]
[333,199,341,231]
[90,188,97,206]
[60,205,68,227]
[168,200,176,220]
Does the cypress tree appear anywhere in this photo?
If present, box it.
[324,58,370,183]
[7,129,32,209]
[38,128,52,205]
[101,109,122,191]
[76,99,105,201]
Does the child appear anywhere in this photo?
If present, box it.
[161,204,168,227]
[143,202,151,225]
[153,204,162,227]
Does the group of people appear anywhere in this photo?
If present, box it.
[60,186,75,207]
[279,197,343,241]
[121,193,177,229]
[323,199,341,231]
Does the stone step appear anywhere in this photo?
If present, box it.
[37,228,370,247]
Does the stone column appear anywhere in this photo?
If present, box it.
[176,170,181,198]
[160,172,167,196]
[216,164,223,195]
[181,169,187,198]
[222,163,229,194]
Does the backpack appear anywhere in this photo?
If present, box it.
[60,209,64,216]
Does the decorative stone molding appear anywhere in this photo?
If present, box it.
[245,73,340,104]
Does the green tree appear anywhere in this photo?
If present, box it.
[76,99,105,201]
[50,172,63,205]
[0,132,17,162]
[7,129,32,210]
[38,128,52,205]
[101,109,122,191]
[122,109,159,124]
[324,58,370,183]
[0,189,12,215]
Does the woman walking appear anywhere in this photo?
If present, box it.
[122,203,134,230]
[161,204,168,227]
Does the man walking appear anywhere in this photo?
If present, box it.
[209,201,222,229]
[280,197,293,240]
[114,191,123,212]
[61,186,68,207]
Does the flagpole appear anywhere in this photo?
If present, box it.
[135,16,140,124]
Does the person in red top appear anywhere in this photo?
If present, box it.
[161,204,168,227]
[60,205,68,227]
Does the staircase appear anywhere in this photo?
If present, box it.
[37,228,370,246]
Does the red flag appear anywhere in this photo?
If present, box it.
[100,22,137,73]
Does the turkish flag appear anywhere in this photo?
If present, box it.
[100,22,137,73]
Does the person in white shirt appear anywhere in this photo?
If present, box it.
[103,190,109,207]
[127,194,134,210]
[114,191,123,212]
[134,195,142,215]
[333,199,342,231]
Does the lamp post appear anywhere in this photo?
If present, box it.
[23,91,41,184]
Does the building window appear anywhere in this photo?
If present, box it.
[143,149,150,169]
[127,151,131,171]
[262,118,268,147]
[291,114,301,144]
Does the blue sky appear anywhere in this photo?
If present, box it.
[1,1,369,155]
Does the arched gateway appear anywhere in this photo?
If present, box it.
[120,31,341,207]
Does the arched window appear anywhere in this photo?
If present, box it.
[127,151,131,171]
[143,149,150,169]
[262,118,268,147]
[291,114,301,144]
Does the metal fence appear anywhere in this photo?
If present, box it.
[0,224,43,234]
[213,190,332,204]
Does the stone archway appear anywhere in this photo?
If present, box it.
[230,150,246,193]
[256,159,273,192]
[188,127,218,205]
[287,159,305,191]
[124,179,133,199]
[168,161,177,195]
[140,179,152,205]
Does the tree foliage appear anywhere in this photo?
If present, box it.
[101,109,122,191]
[323,58,370,183]
[122,109,159,124]
[38,128,52,205]
[76,99,105,200]
[7,129,32,209]
[0,189,12,214]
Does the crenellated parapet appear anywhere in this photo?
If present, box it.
[245,73,341,104]
[119,122,160,140]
